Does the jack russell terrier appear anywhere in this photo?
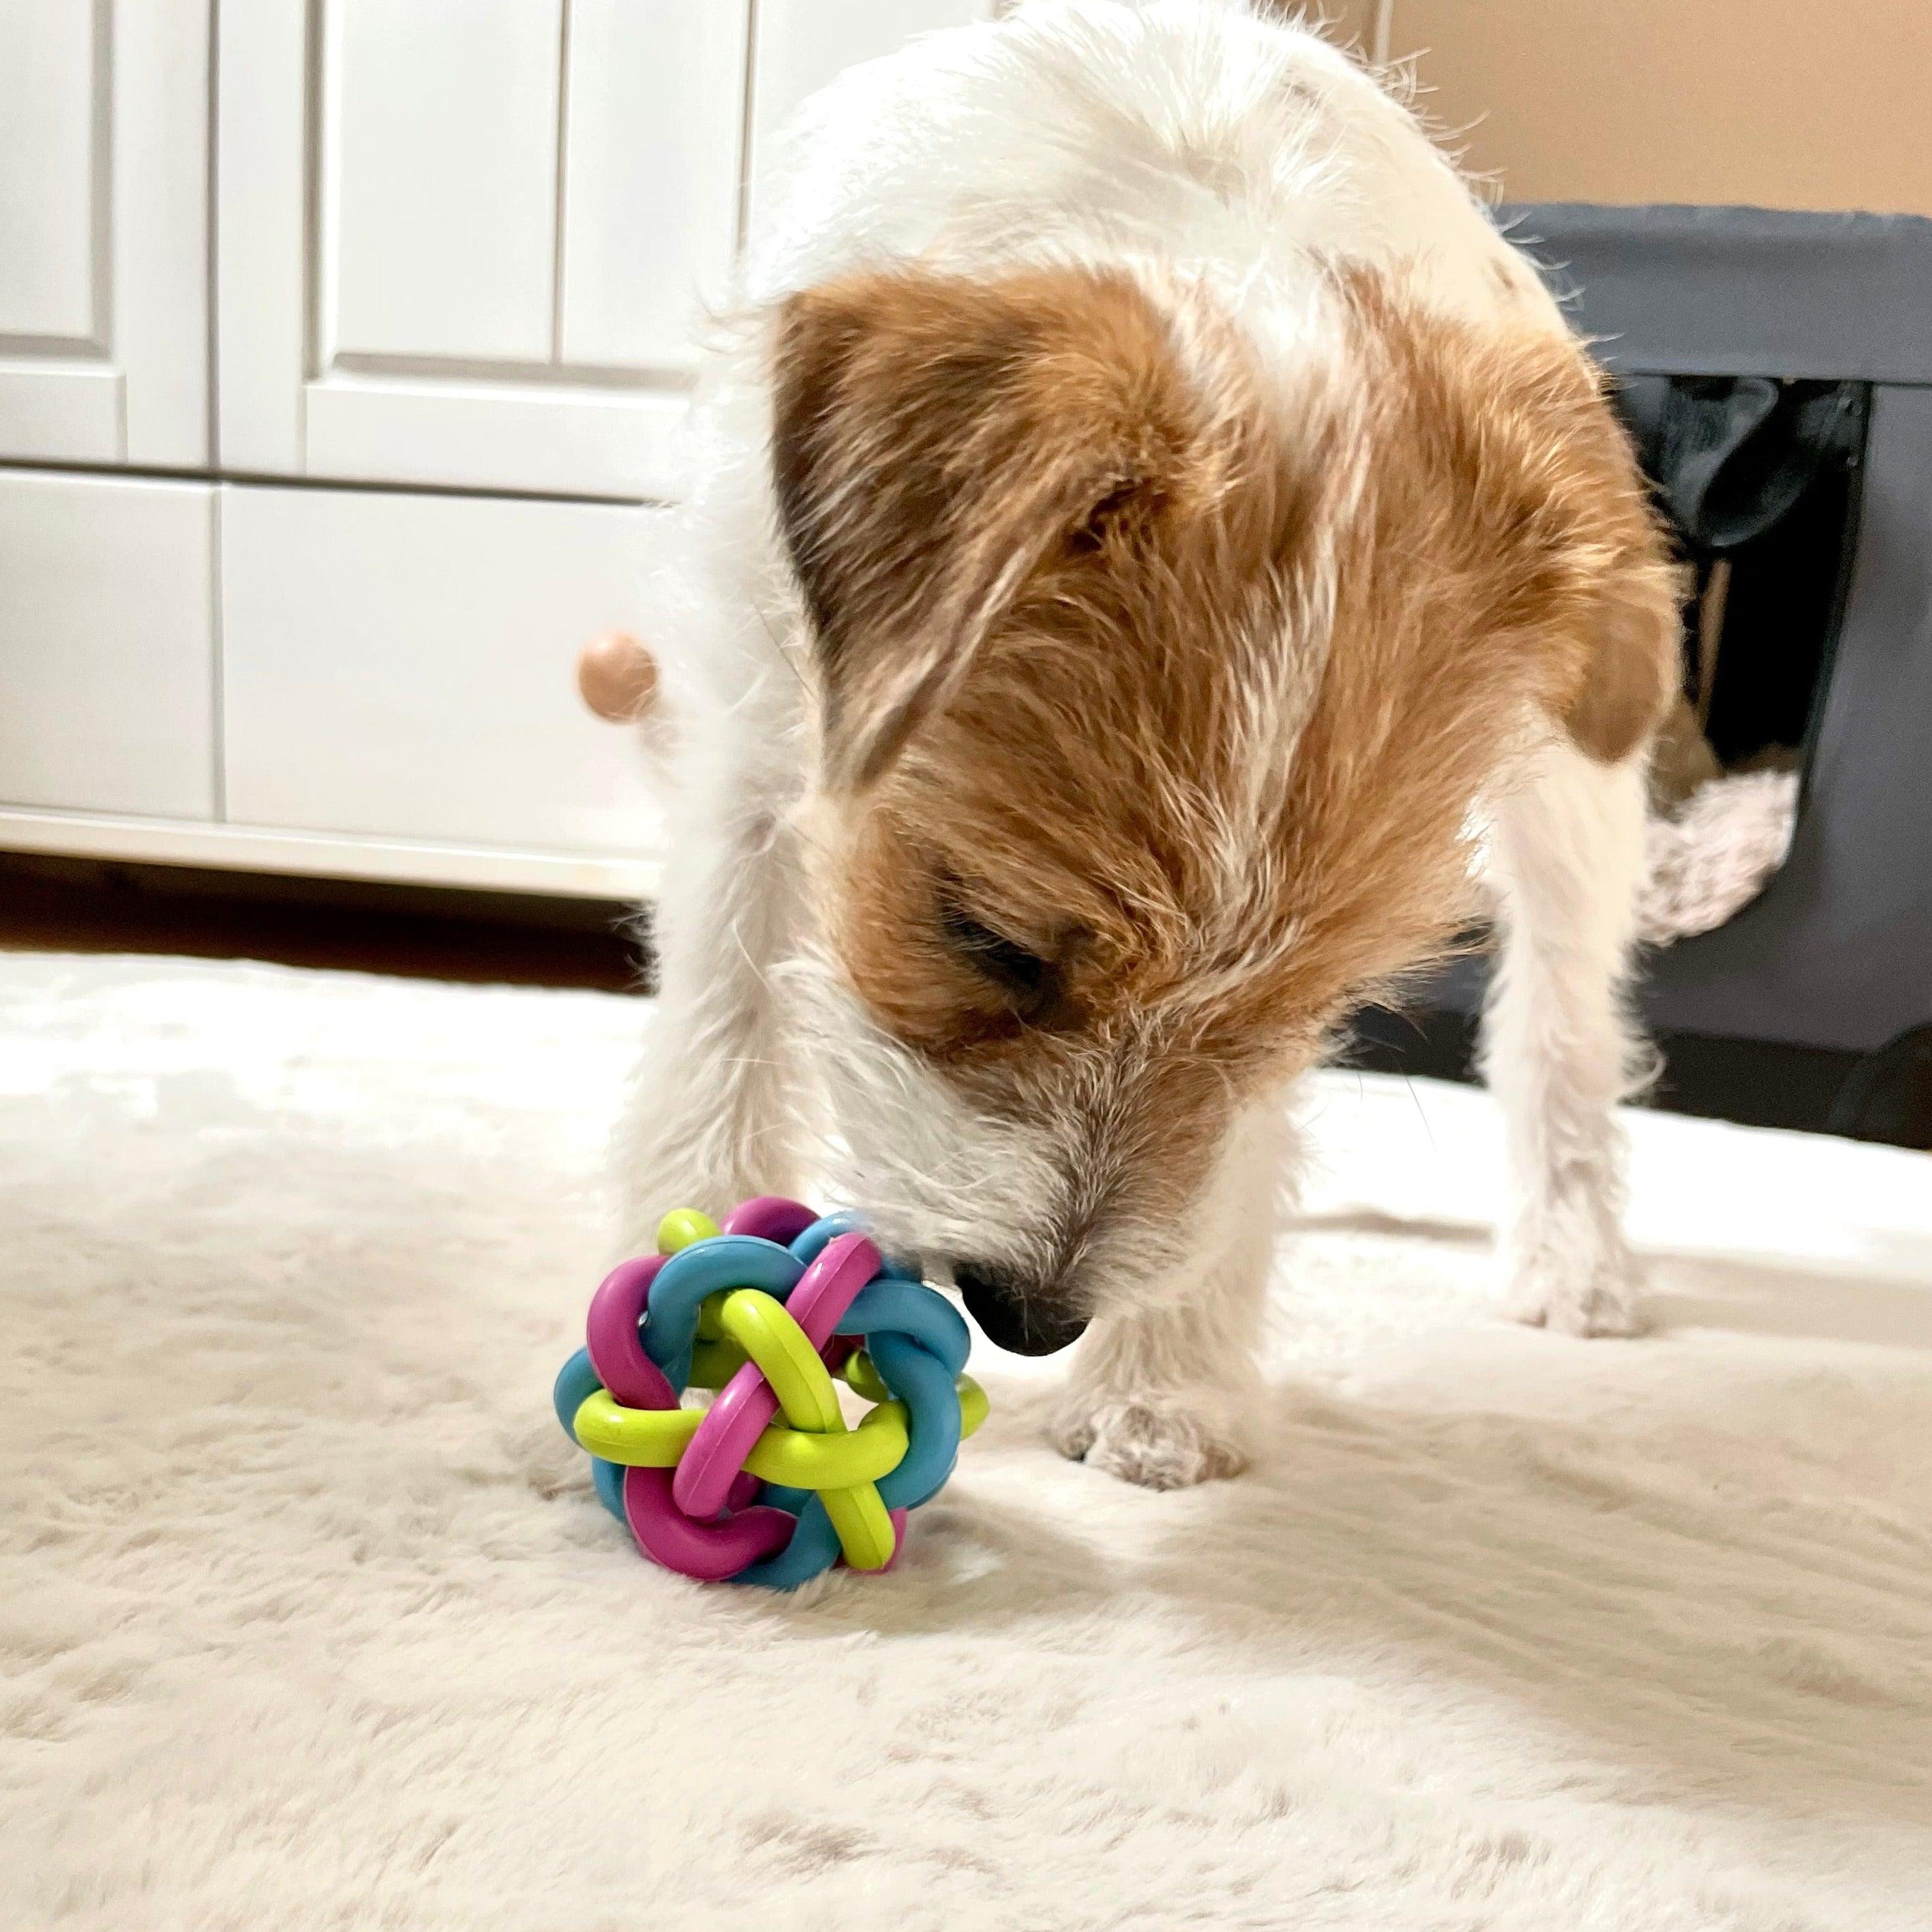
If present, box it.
[616,0,1678,1490]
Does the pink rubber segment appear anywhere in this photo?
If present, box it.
[770,1231,882,1351]
[585,1255,674,1410]
[623,1466,795,1582]
[671,1233,883,1519]
[720,1196,819,1245]
[674,1363,781,1521]
[725,1470,761,1513]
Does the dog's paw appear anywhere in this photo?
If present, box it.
[1504,1230,1644,1338]
[1049,1385,1253,1490]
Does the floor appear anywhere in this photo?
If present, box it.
[8,948,1930,1928]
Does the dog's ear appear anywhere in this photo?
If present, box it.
[1547,418,1683,766]
[771,265,1222,791]
[1559,552,1683,763]
[1336,265,1682,768]
[1432,317,1682,765]
[1494,337,1683,764]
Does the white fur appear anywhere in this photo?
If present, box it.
[1481,738,1654,1337]
[622,1,1648,1481]
[1047,1091,1302,1486]
[1638,767,1800,944]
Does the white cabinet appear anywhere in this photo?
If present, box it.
[220,486,663,864]
[0,0,997,898]
[0,0,211,467]
[748,0,994,223]
[217,0,747,500]
[0,470,215,817]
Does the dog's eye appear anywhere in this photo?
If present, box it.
[936,896,1052,1003]
[1068,477,1153,555]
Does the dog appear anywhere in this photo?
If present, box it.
[618,0,1680,1490]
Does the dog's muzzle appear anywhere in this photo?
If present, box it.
[953,1262,1089,1357]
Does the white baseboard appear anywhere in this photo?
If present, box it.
[0,807,661,901]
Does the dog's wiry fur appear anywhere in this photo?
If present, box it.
[618,1,1680,1488]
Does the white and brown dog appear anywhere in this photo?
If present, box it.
[618,0,1679,1489]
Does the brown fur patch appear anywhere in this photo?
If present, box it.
[775,262,1677,1229]
[772,266,1293,791]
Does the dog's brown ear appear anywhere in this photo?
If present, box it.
[1508,342,1683,764]
[1560,556,1682,763]
[771,265,1215,790]
[1442,322,1682,765]
[1338,262,1682,768]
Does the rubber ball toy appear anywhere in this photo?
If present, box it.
[552,1196,986,1589]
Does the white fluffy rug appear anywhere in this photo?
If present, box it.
[5,954,1932,1931]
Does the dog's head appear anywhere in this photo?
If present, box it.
[769,262,1675,1352]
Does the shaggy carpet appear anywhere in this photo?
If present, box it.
[3,953,1931,1931]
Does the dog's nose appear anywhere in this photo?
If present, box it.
[954,1262,1089,1357]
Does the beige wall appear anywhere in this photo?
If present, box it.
[1380,1,1932,216]
[1317,0,1379,54]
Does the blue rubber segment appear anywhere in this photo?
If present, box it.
[868,1331,964,1511]
[839,1279,971,1378]
[789,1213,922,1280]
[729,1494,843,1591]
[590,1455,627,1523]
[787,1213,862,1267]
[552,1348,603,1440]
[554,1350,637,1526]
[641,1236,803,1379]
[759,1483,813,1515]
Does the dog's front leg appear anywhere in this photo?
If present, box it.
[1048,1102,1292,1489]
[614,714,809,1254]
[1481,736,1652,1336]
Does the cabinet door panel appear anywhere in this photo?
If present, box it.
[220,485,663,859]
[0,0,208,466]
[114,0,215,461]
[747,0,997,224]
[300,375,678,500]
[222,0,749,500]
[327,0,562,365]
[0,0,100,341]
[0,364,119,459]
[215,0,304,474]
[0,470,215,818]
[559,0,747,370]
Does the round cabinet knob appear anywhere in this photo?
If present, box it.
[577,632,659,721]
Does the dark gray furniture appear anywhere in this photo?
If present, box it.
[1504,204,1932,1061]
[1395,207,1931,1130]
[1357,207,1932,1139]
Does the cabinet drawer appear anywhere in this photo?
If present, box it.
[0,470,215,817]
[219,485,663,860]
